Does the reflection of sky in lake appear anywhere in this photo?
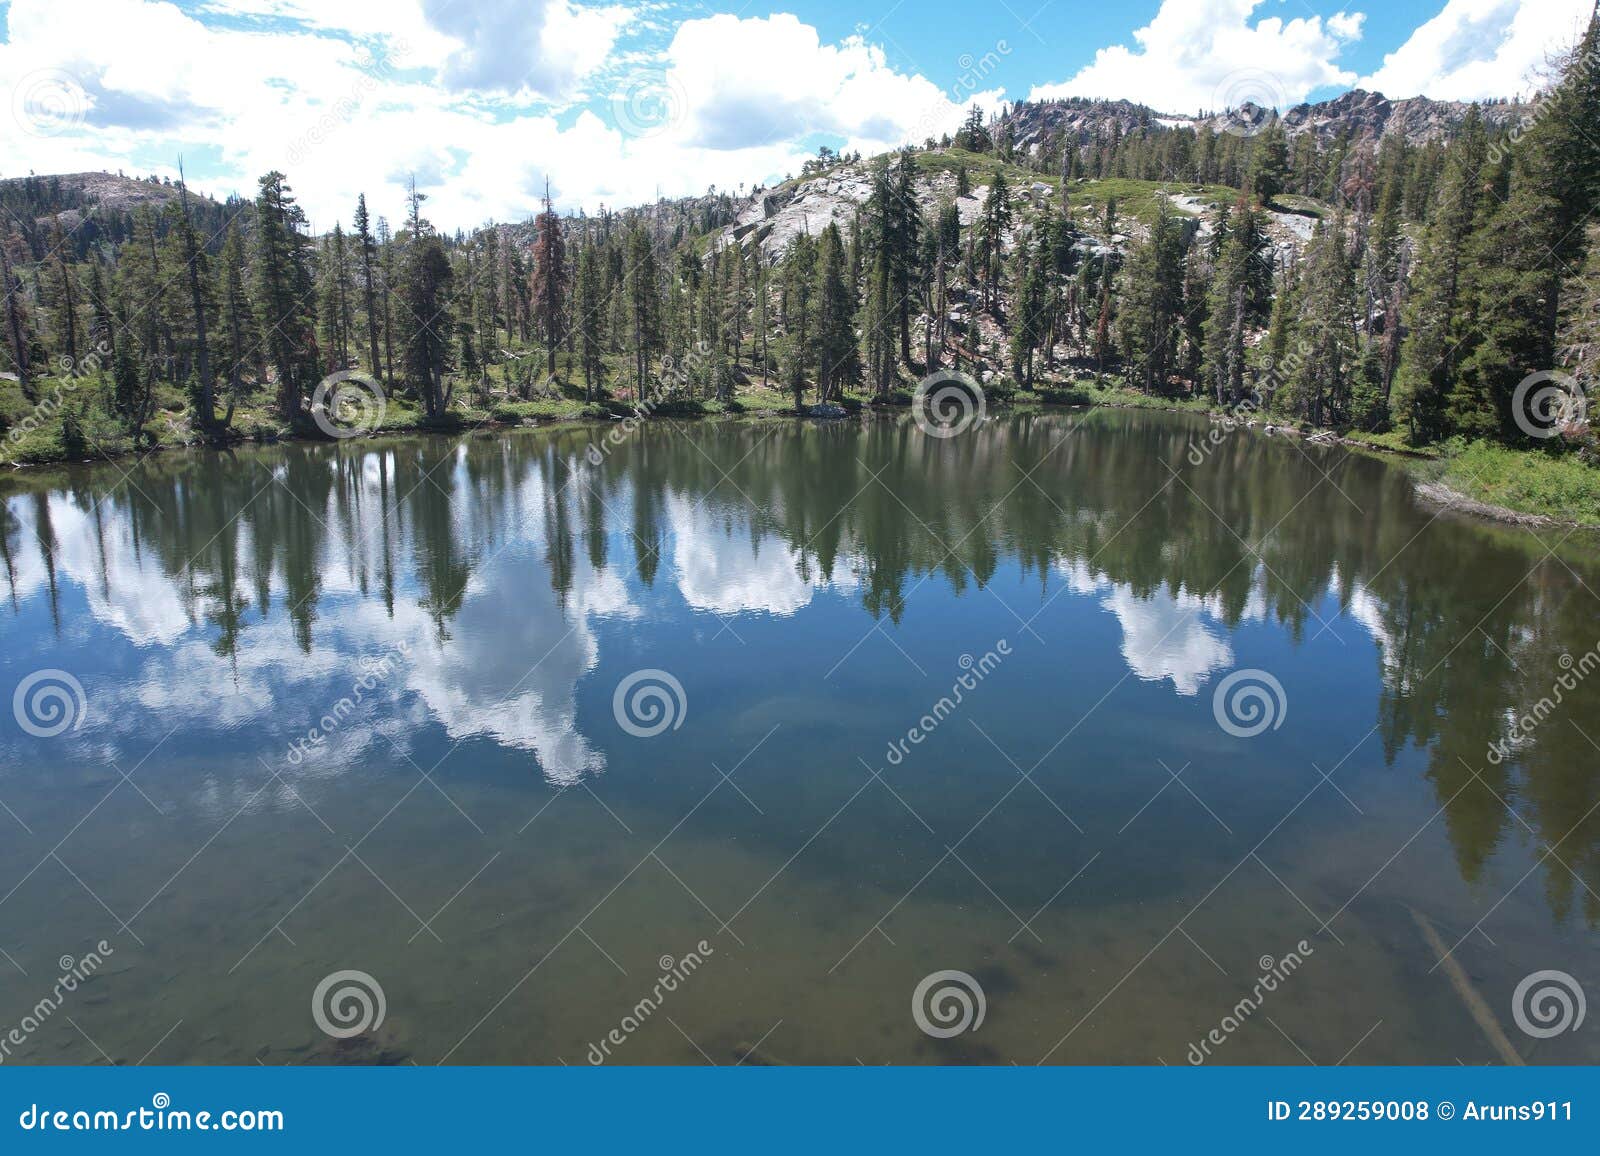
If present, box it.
[1,461,1405,785]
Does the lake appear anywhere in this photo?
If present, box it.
[2,408,1598,1065]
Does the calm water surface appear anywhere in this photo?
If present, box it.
[2,409,1598,1064]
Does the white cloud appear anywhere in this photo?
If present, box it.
[421,0,633,99]
[662,14,1002,154]
[1027,0,1364,115]
[0,1,999,230]
[26,0,1582,234]
[1359,0,1593,101]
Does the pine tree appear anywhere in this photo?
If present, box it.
[1201,201,1269,403]
[1009,233,1048,386]
[1454,11,1600,441]
[319,222,352,373]
[1260,258,1302,403]
[532,186,566,378]
[46,220,78,372]
[862,252,894,399]
[253,171,319,421]
[889,153,922,365]
[217,222,253,422]
[573,243,605,402]
[174,167,217,426]
[377,215,396,383]
[1284,216,1359,427]
[0,231,32,396]
[781,232,817,407]
[1392,109,1487,443]
[815,223,857,402]
[84,254,115,366]
[623,226,660,402]
[1246,121,1289,206]
[400,180,454,419]
[1117,200,1184,392]
[955,106,991,153]
[353,194,382,378]
[977,171,1012,311]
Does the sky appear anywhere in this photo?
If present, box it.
[0,0,1593,230]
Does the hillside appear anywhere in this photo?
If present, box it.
[0,171,236,258]
[721,154,1322,267]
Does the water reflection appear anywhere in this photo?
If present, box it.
[3,410,1600,927]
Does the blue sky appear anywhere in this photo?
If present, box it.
[1,0,1592,228]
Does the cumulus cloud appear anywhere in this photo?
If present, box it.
[662,14,1003,154]
[1027,0,1364,115]
[0,1,1002,230]
[421,0,632,99]
[1359,0,1594,101]
[26,0,1585,234]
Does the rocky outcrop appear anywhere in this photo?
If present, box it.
[1006,98,1173,156]
[1276,89,1527,145]
[0,171,206,215]
[721,165,1017,259]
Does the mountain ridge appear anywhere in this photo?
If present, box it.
[1002,88,1528,157]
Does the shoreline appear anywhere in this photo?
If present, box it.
[5,393,1594,535]
[1409,480,1574,529]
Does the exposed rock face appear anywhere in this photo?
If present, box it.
[1276,89,1527,145]
[1005,98,1172,156]
[725,168,872,255]
[721,165,1006,259]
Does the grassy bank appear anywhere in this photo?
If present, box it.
[1410,440,1600,528]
